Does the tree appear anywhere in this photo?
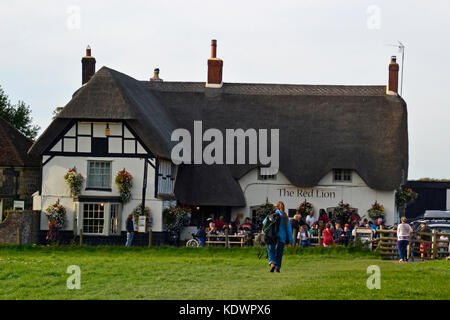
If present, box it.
[0,85,40,140]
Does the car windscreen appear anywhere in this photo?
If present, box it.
[430,226,450,234]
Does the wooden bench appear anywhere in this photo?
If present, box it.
[206,234,248,247]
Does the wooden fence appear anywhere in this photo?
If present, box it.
[291,227,450,261]
[374,226,450,260]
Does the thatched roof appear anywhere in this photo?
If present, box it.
[0,116,39,167]
[29,67,408,206]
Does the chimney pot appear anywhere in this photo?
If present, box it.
[387,55,399,94]
[150,68,163,82]
[211,39,217,58]
[206,39,223,88]
[81,46,96,85]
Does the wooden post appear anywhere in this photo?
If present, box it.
[407,243,410,260]
[148,228,152,248]
[293,228,298,247]
[79,229,83,246]
[225,228,229,248]
[17,227,21,245]
[432,229,438,260]
[379,225,384,257]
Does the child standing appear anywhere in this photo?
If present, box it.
[297,225,311,248]
[322,223,334,247]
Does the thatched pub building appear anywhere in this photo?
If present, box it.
[29,41,408,244]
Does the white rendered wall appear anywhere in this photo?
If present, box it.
[39,156,163,232]
[231,169,396,226]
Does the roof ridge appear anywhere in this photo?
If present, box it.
[146,81,386,96]
[148,80,384,87]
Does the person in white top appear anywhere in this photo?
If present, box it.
[305,211,316,226]
[297,225,311,248]
[397,216,413,262]
[439,232,449,255]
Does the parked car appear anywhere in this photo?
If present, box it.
[411,210,450,232]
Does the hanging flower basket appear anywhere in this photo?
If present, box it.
[298,200,314,217]
[132,204,152,228]
[115,169,133,202]
[255,202,275,230]
[45,201,66,229]
[395,187,418,208]
[367,201,385,220]
[64,167,84,197]
[332,201,353,225]
[163,206,191,233]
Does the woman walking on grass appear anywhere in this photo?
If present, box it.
[397,216,413,262]
[263,201,293,273]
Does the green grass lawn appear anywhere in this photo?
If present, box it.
[0,245,449,300]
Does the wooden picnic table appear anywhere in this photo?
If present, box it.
[206,233,249,247]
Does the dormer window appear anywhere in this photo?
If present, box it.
[333,169,352,183]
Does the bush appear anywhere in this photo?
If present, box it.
[163,206,191,233]
[255,203,275,229]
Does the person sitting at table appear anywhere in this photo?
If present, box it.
[206,215,214,226]
[240,217,253,232]
[206,221,219,235]
[215,215,225,231]
[228,218,239,234]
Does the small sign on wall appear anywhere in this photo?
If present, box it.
[138,215,147,233]
[13,200,25,211]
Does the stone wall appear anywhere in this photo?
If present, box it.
[0,210,40,244]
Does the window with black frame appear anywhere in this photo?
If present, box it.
[333,169,352,183]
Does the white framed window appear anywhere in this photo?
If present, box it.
[87,161,112,189]
[83,203,105,234]
[333,169,352,183]
[78,202,122,236]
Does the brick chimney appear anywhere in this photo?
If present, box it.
[206,39,223,88]
[81,45,96,85]
[387,55,399,94]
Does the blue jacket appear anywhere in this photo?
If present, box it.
[263,209,294,244]
[126,218,134,233]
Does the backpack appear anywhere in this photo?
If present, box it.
[261,211,281,245]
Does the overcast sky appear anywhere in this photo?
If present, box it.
[1,0,449,180]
